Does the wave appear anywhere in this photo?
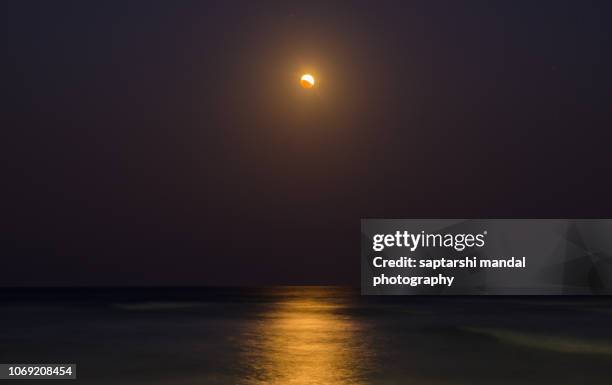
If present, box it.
[113,302,209,311]
[464,327,612,355]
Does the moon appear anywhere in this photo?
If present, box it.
[300,74,315,89]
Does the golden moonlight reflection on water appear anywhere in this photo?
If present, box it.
[240,291,373,385]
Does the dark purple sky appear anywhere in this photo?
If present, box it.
[1,1,611,286]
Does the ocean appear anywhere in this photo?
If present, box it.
[1,286,611,384]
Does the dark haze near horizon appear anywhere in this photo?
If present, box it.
[1,1,611,286]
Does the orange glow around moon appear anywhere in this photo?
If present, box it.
[300,74,315,89]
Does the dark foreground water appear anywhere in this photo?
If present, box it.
[1,287,612,384]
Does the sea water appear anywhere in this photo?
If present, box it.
[0,286,611,384]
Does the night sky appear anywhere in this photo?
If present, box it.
[1,1,611,286]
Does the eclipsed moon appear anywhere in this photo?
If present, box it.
[300,74,315,88]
